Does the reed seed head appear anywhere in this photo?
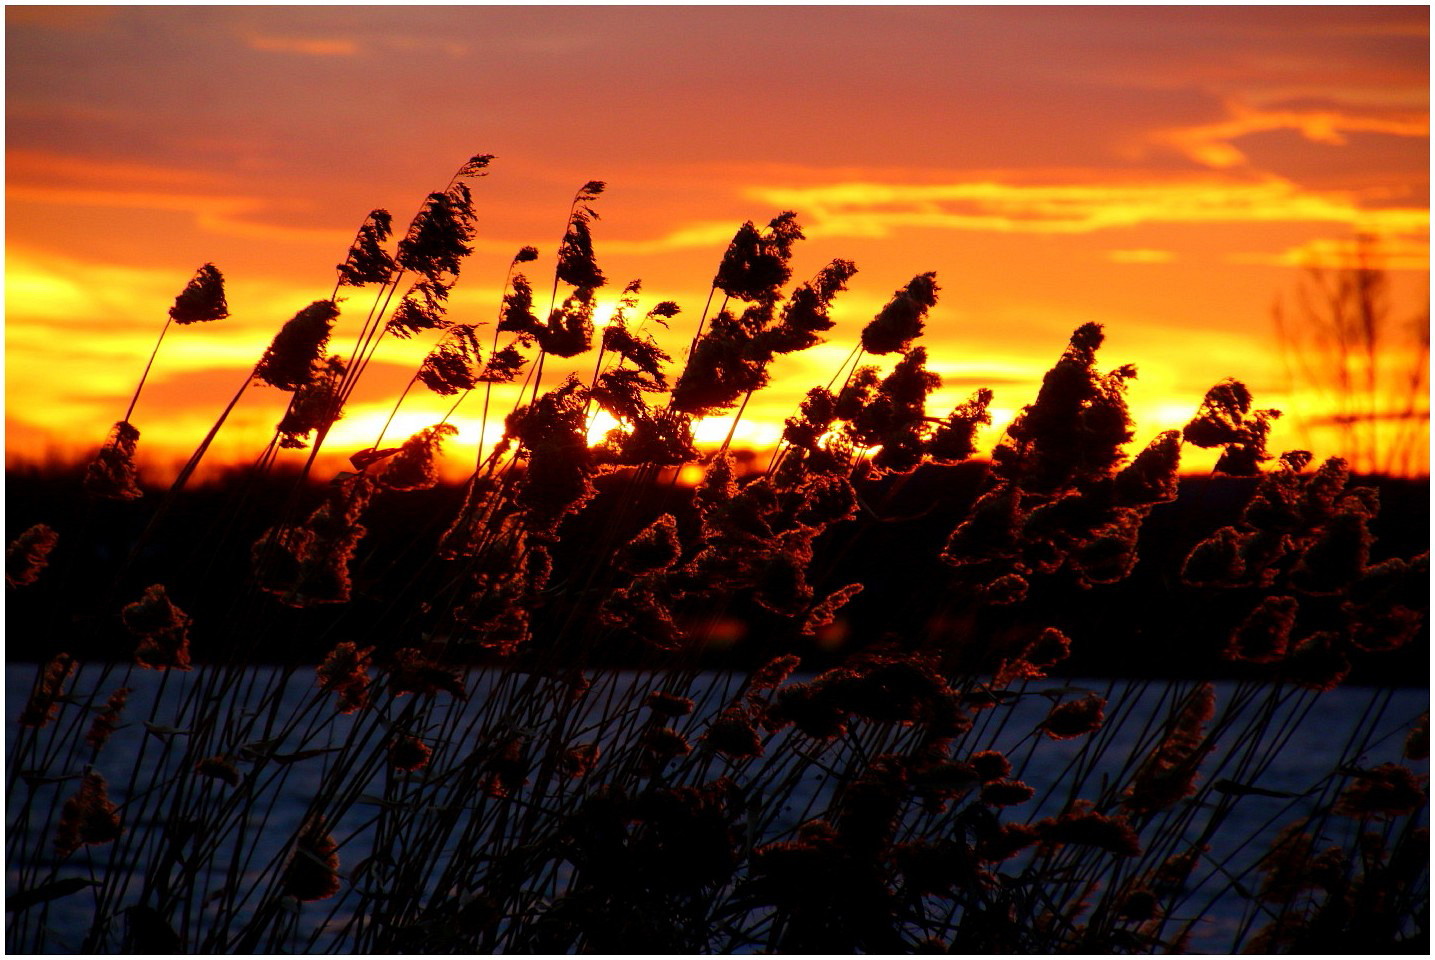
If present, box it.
[54,771,122,856]
[84,421,144,500]
[283,817,342,901]
[1040,693,1106,740]
[7,523,59,587]
[123,584,192,671]
[256,300,339,391]
[336,210,395,286]
[84,685,130,750]
[860,271,938,355]
[169,263,229,324]
[20,653,75,728]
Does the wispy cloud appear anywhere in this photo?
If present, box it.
[8,181,348,246]
[1228,234,1431,271]
[746,175,1427,238]
[1108,249,1177,264]
[245,34,360,57]
[1154,99,1429,169]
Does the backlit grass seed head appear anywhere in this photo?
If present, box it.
[749,653,802,693]
[644,690,695,717]
[713,212,803,302]
[556,182,607,290]
[317,642,374,714]
[783,387,838,450]
[169,263,229,324]
[480,343,527,383]
[277,355,346,448]
[1036,801,1141,857]
[123,584,192,671]
[54,771,122,857]
[7,523,58,587]
[84,685,130,750]
[481,736,530,798]
[251,524,311,598]
[387,278,453,339]
[278,475,372,606]
[669,327,767,415]
[702,707,764,759]
[617,514,682,575]
[256,300,339,391]
[994,324,1137,491]
[1214,409,1280,476]
[694,452,739,517]
[1123,683,1216,813]
[601,323,672,385]
[754,527,819,616]
[1227,596,1299,663]
[20,652,75,728]
[390,647,466,699]
[1153,846,1205,895]
[1115,888,1161,922]
[976,822,1040,862]
[417,324,485,396]
[1290,504,1373,595]
[1302,456,1350,519]
[590,368,655,423]
[801,583,863,637]
[510,380,599,531]
[1180,525,1246,587]
[793,473,858,527]
[1282,630,1351,691]
[983,573,1029,606]
[283,816,342,902]
[1114,430,1182,505]
[927,388,994,464]
[85,421,144,500]
[763,258,859,354]
[1405,713,1429,761]
[457,153,497,178]
[1255,821,1319,903]
[598,580,684,651]
[850,346,942,474]
[942,484,1023,566]
[336,209,395,286]
[1183,378,1253,448]
[381,423,458,492]
[396,183,478,282]
[981,779,1036,807]
[560,742,600,778]
[1069,511,1143,587]
[1040,693,1106,740]
[970,750,1011,782]
[539,286,597,358]
[860,271,939,355]
[596,409,699,467]
[499,274,542,344]
[1334,763,1425,820]
[389,736,433,772]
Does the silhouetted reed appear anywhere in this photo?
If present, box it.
[7,156,1426,955]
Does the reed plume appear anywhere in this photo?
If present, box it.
[6,524,58,587]
[336,209,396,287]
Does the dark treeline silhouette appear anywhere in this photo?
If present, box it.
[8,460,1426,687]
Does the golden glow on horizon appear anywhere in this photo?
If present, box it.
[6,6,1428,479]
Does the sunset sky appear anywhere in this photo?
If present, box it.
[6,5,1429,482]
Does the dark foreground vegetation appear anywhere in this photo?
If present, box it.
[6,464,1428,688]
[7,155,1428,953]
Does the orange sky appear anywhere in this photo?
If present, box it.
[6,6,1429,482]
